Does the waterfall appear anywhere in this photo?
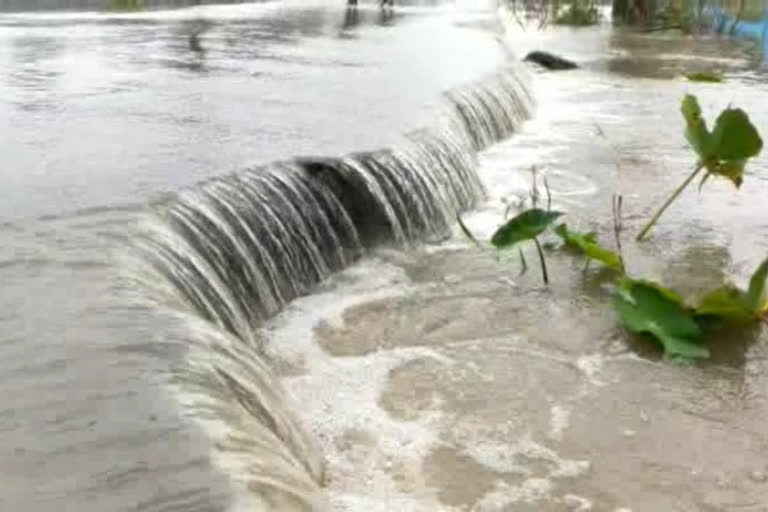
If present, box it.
[129,63,534,511]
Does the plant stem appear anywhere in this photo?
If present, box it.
[612,194,626,272]
[635,163,704,241]
[534,237,549,285]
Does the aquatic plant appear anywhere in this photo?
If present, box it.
[614,278,709,360]
[458,169,562,285]
[686,72,724,83]
[456,96,767,360]
[457,206,562,286]
[695,257,768,324]
[491,208,563,284]
[636,94,762,240]
[552,192,767,360]
[554,224,623,272]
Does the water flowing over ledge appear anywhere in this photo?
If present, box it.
[129,60,534,510]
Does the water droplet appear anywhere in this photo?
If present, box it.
[750,470,767,483]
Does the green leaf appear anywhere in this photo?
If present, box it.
[456,215,482,249]
[681,97,763,188]
[613,279,708,360]
[696,256,768,323]
[554,223,624,272]
[696,285,753,323]
[686,72,724,83]
[709,108,763,162]
[490,208,563,250]
[745,257,768,313]
[681,94,712,158]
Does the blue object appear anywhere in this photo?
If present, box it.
[699,1,768,59]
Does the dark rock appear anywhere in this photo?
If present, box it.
[523,51,579,71]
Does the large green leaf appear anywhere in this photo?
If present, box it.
[613,279,708,360]
[554,223,624,272]
[681,95,763,188]
[490,208,563,249]
[696,256,768,323]
[709,108,763,161]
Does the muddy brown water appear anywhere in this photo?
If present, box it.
[0,2,512,511]
[267,23,768,512]
[4,1,768,510]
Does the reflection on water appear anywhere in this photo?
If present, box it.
[0,0,501,222]
[605,28,756,78]
[7,34,63,98]
[0,0,252,11]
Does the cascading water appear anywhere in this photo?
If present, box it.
[130,62,534,510]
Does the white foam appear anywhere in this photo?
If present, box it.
[265,258,453,511]
[576,353,607,386]
[548,404,571,441]
[473,479,553,510]
[461,434,592,509]
[563,494,593,511]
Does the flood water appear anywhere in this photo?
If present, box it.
[277,22,768,511]
[0,1,510,510]
[3,1,768,511]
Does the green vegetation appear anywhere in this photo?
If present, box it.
[644,4,695,33]
[636,94,762,240]
[696,257,768,324]
[458,171,562,285]
[491,208,563,284]
[555,1,599,25]
[457,215,482,249]
[457,93,766,362]
[686,72,724,83]
[108,0,144,11]
[614,279,708,360]
[554,223,624,272]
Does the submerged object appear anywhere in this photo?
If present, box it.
[524,50,579,70]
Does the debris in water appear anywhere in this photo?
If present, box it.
[524,51,579,71]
